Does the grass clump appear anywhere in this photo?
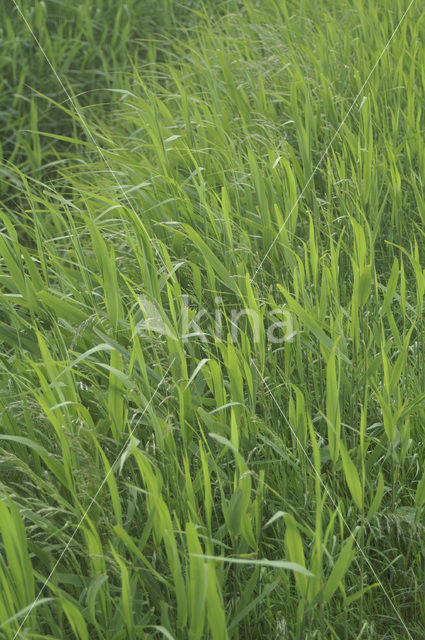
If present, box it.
[1,0,425,638]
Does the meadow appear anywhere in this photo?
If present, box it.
[0,0,425,638]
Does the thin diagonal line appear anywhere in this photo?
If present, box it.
[251,359,413,639]
[12,360,174,639]
[251,0,416,283]
[10,0,167,270]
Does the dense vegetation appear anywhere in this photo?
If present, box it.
[1,1,425,638]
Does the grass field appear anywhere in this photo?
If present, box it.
[1,0,425,638]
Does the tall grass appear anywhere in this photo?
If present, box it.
[1,0,425,638]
